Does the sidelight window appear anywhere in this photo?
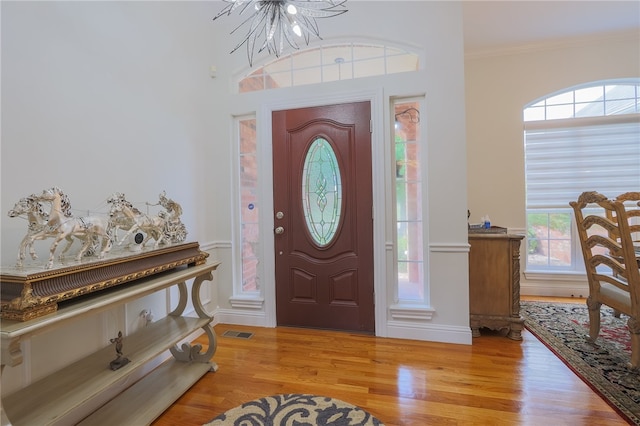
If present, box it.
[394,100,424,301]
[238,117,260,292]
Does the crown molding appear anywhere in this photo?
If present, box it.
[465,29,639,60]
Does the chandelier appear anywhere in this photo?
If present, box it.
[213,0,348,66]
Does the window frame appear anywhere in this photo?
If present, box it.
[523,79,640,275]
[393,97,426,303]
[237,41,420,93]
[234,114,262,296]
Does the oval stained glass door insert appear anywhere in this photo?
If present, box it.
[301,137,342,246]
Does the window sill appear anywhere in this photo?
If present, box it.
[524,270,586,282]
[229,295,264,309]
[389,303,435,321]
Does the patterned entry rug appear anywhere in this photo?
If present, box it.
[204,393,385,426]
[521,301,639,424]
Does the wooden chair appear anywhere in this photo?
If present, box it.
[570,191,640,369]
[607,192,640,250]
[604,192,640,318]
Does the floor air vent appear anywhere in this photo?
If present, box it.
[222,330,254,339]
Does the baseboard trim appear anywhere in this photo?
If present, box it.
[213,308,268,327]
[386,321,472,345]
[520,282,589,298]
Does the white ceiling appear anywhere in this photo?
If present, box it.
[462,0,640,54]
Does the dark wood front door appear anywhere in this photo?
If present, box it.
[272,101,374,333]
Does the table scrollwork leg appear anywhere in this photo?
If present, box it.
[191,271,214,319]
[1,337,23,368]
[1,365,13,426]
[168,280,188,317]
[169,324,218,371]
[1,336,22,426]
[168,269,218,371]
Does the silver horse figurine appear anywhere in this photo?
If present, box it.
[28,187,113,269]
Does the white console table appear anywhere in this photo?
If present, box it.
[1,260,220,426]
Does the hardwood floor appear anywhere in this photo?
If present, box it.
[152,297,627,425]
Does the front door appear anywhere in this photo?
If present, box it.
[272,101,374,333]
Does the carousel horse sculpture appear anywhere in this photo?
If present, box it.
[156,191,188,244]
[106,192,137,245]
[29,187,113,269]
[108,193,167,249]
[8,194,52,267]
[8,193,105,268]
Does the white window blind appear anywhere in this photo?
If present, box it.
[525,116,640,209]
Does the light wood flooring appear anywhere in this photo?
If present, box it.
[152,297,628,425]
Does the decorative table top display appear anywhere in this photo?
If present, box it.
[2,187,207,321]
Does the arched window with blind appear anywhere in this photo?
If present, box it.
[523,79,640,272]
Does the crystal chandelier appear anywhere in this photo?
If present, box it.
[213,0,348,66]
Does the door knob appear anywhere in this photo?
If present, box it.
[275,226,285,235]
[276,211,284,219]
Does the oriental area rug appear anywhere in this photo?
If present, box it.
[521,301,639,424]
[204,393,384,426]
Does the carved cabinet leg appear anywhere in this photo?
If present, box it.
[506,324,523,341]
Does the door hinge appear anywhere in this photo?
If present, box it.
[369,119,373,133]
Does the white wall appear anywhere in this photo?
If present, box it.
[465,31,640,296]
[1,1,225,252]
[1,0,226,399]
[1,0,470,405]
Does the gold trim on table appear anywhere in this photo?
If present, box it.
[1,242,209,321]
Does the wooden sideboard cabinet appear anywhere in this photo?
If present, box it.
[469,233,524,340]
[1,260,220,426]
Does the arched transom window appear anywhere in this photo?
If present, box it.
[239,42,420,93]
